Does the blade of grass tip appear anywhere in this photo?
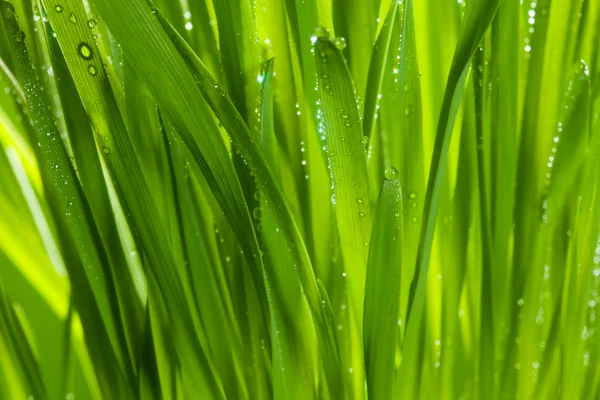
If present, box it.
[0,2,136,392]
[404,0,500,332]
[259,58,320,399]
[0,279,47,400]
[151,9,343,388]
[363,171,403,400]
[362,0,397,140]
[314,34,373,399]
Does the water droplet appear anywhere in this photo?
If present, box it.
[404,106,412,116]
[411,216,418,223]
[88,18,98,28]
[333,37,346,50]
[322,73,328,79]
[102,147,109,154]
[88,65,97,76]
[78,43,93,60]
[384,167,399,180]
[409,191,417,199]
[185,22,193,30]
[69,13,77,24]
[358,211,365,217]
[55,5,63,13]
[314,26,331,38]
[253,207,261,220]
[411,202,417,208]
[356,198,364,204]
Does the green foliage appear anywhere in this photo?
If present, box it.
[0,0,599,398]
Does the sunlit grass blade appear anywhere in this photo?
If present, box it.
[363,172,403,400]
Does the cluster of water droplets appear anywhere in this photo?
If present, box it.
[524,1,541,53]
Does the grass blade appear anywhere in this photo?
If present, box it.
[363,172,403,400]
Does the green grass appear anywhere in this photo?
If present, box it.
[0,0,599,398]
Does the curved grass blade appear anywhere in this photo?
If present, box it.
[314,35,373,399]
[363,173,403,400]
[404,0,500,332]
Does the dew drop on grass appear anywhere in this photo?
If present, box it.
[55,5,63,13]
[88,65,97,76]
[69,13,77,24]
[78,43,93,60]
[411,216,418,223]
[102,147,109,154]
[358,211,365,217]
[409,191,417,199]
[356,198,364,204]
[88,18,98,28]
[384,167,399,180]
[313,26,331,38]
[333,37,346,50]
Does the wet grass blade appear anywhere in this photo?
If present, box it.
[314,35,372,399]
